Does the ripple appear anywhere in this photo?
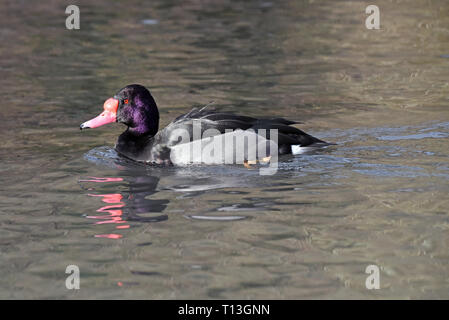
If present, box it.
[378,132,448,141]
[185,215,247,221]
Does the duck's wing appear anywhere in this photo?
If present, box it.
[171,106,297,131]
[159,106,328,152]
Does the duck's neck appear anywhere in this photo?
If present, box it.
[116,129,155,161]
[128,122,157,137]
[116,127,156,161]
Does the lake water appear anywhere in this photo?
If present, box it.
[0,0,448,299]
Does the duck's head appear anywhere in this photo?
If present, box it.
[80,84,159,136]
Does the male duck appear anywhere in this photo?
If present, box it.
[80,84,330,165]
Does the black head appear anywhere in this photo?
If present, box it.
[80,84,160,136]
[114,84,159,135]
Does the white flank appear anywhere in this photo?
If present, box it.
[291,145,315,154]
[170,130,275,165]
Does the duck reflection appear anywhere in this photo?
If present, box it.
[80,146,257,239]
[79,173,168,239]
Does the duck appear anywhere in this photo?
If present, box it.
[80,84,330,165]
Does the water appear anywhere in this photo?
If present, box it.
[0,0,448,299]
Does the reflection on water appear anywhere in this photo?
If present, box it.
[88,192,128,239]
[1,0,449,299]
[83,147,261,227]
[79,173,168,239]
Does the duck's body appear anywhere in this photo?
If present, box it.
[80,84,330,165]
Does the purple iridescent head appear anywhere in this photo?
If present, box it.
[80,84,160,136]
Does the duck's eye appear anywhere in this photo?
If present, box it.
[124,99,129,104]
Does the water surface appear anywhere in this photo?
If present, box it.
[0,0,449,299]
